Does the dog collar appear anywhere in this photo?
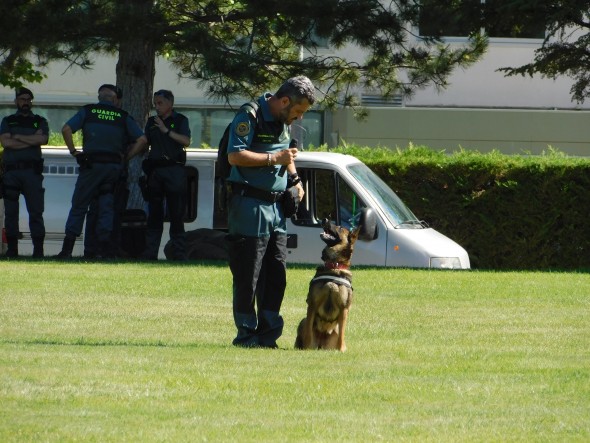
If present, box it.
[324,261,349,270]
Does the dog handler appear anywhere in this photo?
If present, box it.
[226,75,315,347]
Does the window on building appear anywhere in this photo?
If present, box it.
[419,0,545,40]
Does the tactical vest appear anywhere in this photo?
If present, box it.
[82,103,128,127]
[250,107,288,147]
[82,103,129,153]
[146,113,188,163]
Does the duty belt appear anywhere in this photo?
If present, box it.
[147,158,182,168]
[86,152,123,164]
[4,160,43,171]
[230,183,284,203]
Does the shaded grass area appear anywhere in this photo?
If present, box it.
[1,260,589,441]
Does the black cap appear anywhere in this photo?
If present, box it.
[154,89,174,101]
[98,84,123,99]
[15,87,34,99]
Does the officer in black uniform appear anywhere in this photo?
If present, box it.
[56,84,147,258]
[0,87,49,258]
[127,89,191,260]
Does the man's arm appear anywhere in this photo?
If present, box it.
[228,148,297,168]
[126,135,148,161]
[168,130,190,147]
[0,132,13,149]
[62,124,77,155]
[154,115,191,147]
[0,131,46,150]
[10,130,48,147]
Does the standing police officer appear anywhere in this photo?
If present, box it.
[0,87,49,258]
[56,84,147,259]
[226,76,314,348]
[83,85,126,259]
[127,89,191,260]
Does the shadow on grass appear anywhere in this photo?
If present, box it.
[2,255,590,273]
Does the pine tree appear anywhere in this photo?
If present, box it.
[496,1,590,104]
[0,0,486,206]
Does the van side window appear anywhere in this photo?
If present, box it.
[293,168,365,228]
[164,165,198,223]
[315,169,337,222]
[336,174,365,229]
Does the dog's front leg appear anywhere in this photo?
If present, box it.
[337,308,349,352]
[302,304,317,349]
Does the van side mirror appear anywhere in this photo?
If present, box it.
[358,207,378,241]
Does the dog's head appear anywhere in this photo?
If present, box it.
[320,219,360,267]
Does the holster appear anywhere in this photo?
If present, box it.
[34,159,44,175]
[75,153,91,170]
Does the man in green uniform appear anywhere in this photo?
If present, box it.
[226,76,315,347]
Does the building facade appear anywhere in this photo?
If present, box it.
[1,16,588,155]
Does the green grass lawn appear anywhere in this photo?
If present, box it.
[1,260,589,442]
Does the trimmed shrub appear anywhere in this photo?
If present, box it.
[317,145,590,270]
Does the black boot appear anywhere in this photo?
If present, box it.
[32,236,44,258]
[5,236,18,258]
[56,235,76,259]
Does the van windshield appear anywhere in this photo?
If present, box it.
[347,163,422,228]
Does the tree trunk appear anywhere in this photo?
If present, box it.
[116,21,156,209]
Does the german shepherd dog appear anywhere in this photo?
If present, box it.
[295,219,360,352]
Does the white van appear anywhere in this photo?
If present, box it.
[7,147,470,269]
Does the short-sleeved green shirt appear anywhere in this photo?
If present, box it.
[227,94,291,237]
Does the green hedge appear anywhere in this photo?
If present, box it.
[316,145,590,270]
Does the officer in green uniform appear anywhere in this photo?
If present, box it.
[226,76,315,347]
[0,87,49,258]
[127,89,191,260]
[56,84,147,258]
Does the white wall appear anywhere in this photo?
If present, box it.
[408,42,585,109]
[0,55,211,106]
[2,37,588,154]
[1,38,586,110]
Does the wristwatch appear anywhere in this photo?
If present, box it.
[289,172,301,186]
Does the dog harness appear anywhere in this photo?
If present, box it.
[310,275,352,289]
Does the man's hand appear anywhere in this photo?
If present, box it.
[295,182,305,201]
[274,147,298,165]
[154,116,168,133]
